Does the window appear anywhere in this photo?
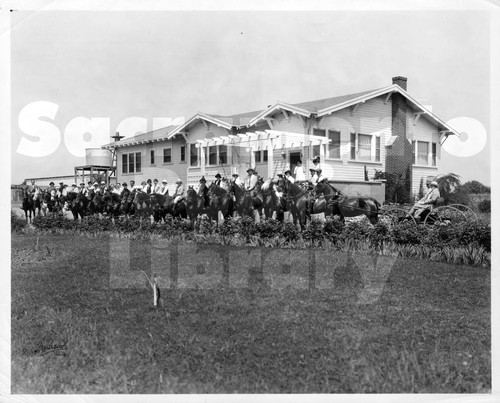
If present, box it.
[327,130,341,158]
[209,146,217,165]
[263,150,268,162]
[122,154,128,174]
[122,152,141,174]
[375,136,381,162]
[190,144,198,166]
[219,145,228,164]
[350,133,356,160]
[135,152,141,173]
[313,128,326,137]
[128,153,135,173]
[432,142,437,166]
[180,146,186,162]
[150,150,155,165]
[417,142,429,165]
[254,151,261,163]
[163,148,172,164]
[412,141,416,164]
[349,133,380,162]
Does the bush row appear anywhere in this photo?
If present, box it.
[25,213,491,253]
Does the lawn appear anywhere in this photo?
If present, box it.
[11,234,491,393]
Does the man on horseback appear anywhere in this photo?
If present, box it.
[244,168,258,197]
[232,173,242,187]
[159,179,169,196]
[199,176,209,207]
[284,170,295,184]
[152,178,160,194]
[173,179,185,208]
[214,173,222,187]
[120,182,130,198]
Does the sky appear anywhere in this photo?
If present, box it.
[8,6,493,186]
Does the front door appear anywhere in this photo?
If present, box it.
[289,152,302,178]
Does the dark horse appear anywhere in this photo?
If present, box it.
[102,191,122,218]
[261,179,285,221]
[207,183,234,224]
[281,180,312,229]
[65,191,88,220]
[185,186,206,223]
[315,181,381,224]
[21,188,36,222]
[229,182,263,219]
[150,193,187,221]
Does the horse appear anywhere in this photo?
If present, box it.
[133,190,152,218]
[20,188,36,222]
[120,189,136,217]
[315,181,381,224]
[261,179,285,221]
[150,193,187,221]
[185,186,205,223]
[102,191,122,218]
[229,181,262,219]
[207,183,234,224]
[281,180,312,230]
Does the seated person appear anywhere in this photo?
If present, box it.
[408,181,441,219]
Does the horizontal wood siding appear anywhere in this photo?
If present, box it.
[316,96,391,181]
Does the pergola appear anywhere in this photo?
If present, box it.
[194,130,331,178]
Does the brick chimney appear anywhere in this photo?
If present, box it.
[392,76,407,91]
[385,76,413,203]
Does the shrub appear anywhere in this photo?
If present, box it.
[323,217,344,243]
[390,221,426,245]
[477,199,490,213]
[301,218,325,243]
[11,211,27,232]
[280,221,300,242]
[239,216,258,240]
[256,219,282,238]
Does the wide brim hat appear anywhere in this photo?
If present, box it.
[284,170,291,175]
[430,181,439,187]
[49,182,54,186]
[247,168,254,173]
[162,179,167,183]
[122,183,128,186]
[199,176,206,182]
[316,169,322,173]
[232,174,239,177]
[93,182,99,186]
[215,173,221,178]
[100,181,106,185]
[176,179,182,183]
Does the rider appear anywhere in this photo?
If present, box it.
[159,179,169,196]
[284,170,295,184]
[79,182,88,196]
[48,182,57,200]
[232,173,243,187]
[172,179,185,208]
[120,182,130,198]
[214,173,222,187]
[294,160,306,182]
[408,180,441,220]
[100,181,107,193]
[244,168,258,197]
[152,178,160,194]
[316,169,327,185]
[143,179,153,194]
[199,176,209,207]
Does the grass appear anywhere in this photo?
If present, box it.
[11,234,491,393]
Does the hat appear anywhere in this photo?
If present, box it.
[153,178,158,182]
[284,170,291,175]
[93,182,98,186]
[80,183,85,186]
[59,182,64,185]
[49,182,54,186]
[247,168,254,173]
[100,181,106,185]
[309,168,316,172]
[147,179,152,183]
[316,169,322,173]
[232,173,239,177]
[162,179,167,183]
[176,179,182,184]
[122,182,128,186]
[430,181,439,187]
[199,176,206,182]
[215,173,221,178]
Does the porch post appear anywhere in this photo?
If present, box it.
[200,145,206,175]
[319,141,325,165]
[250,145,256,169]
[267,137,274,179]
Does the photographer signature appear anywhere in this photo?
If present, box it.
[34,341,68,356]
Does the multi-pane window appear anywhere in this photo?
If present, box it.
[358,134,372,161]
[254,151,261,163]
[432,142,437,166]
[417,142,429,165]
[313,128,326,158]
[190,144,198,166]
[219,145,228,164]
[253,149,268,164]
[163,148,172,164]
[263,150,268,162]
[150,150,155,165]
[180,146,186,162]
[327,130,341,158]
[375,136,381,162]
[350,133,356,160]
[209,146,217,165]
[122,152,141,174]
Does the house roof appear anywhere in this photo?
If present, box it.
[102,125,179,148]
[102,81,460,149]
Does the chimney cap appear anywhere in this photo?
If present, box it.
[392,76,408,90]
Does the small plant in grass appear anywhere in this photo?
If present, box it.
[11,211,27,232]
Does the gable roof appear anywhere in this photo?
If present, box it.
[102,81,460,149]
[101,125,179,149]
